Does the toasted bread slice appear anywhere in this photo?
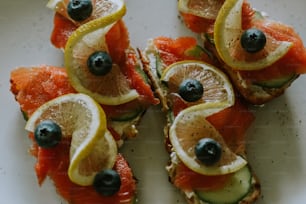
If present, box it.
[140,38,261,204]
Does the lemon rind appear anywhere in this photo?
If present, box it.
[25,93,118,186]
[169,102,247,175]
[64,0,138,105]
[68,130,118,186]
[214,0,293,71]
[25,93,105,132]
[176,148,247,175]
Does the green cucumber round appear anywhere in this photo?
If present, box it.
[255,74,298,89]
[110,108,144,122]
[195,166,251,204]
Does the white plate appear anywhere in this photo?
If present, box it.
[1,0,306,203]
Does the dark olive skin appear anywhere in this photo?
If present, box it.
[178,79,204,102]
[87,51,113,76]
[67,0,93,22]
[240,28,267,53]
[195,138,222,166]
[34,120,62,148]
[93,169,121,196]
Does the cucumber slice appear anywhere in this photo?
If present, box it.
[204,33,215,45]
[167,109,175,124]
[196,166,251,204]
[132,196,137,204]
[21,110,28,121]
[255,74,298,89]
[155,53,164,78]
[110,108,144,122]
[185,45,214,60]
[135,65,149,83]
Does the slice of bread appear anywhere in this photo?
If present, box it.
[139,40,261,204]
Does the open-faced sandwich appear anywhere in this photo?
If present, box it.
[10,67,137,204]
[9,0,160,203]
[47,0,159,144]
[178,0,306,105]
[141,36,260,203]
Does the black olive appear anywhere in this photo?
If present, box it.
[87,51,112,76]
[67,0,93,22]
[178,79,204,102]
[195,138,222,166]
[34,120,62,148]
[240,28,266,53]
[93,169,121,196]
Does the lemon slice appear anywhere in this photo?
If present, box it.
[178,0,224,19]
[64,1,139,105]
[169,102,247,175]
[214,0,293,70]
[47,0,124,25]
[69,129,117,186]
[25,93,117,186]
[161,60,235,106]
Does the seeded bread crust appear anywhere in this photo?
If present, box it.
[137,47,169,111]
[139,43,261,204]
